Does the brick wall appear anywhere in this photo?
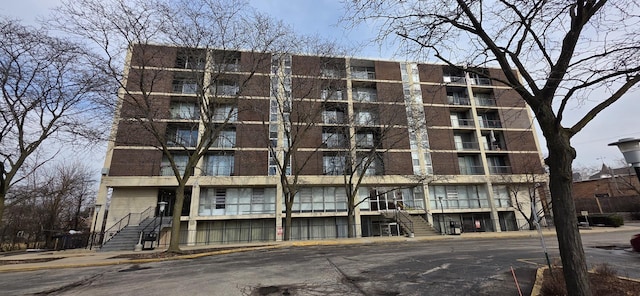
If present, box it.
[109,149,162,176]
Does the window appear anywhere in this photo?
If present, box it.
[161,154,188,176]
[446,88,469,105]
[199,187,276,216]
[493,186,512,207]
[213,105,238,122]
[354,110,377,125]
[170,102,199,119]
[487,156,510,174]
[474,93,496,106]
[172,78,199,94]
[212,130,236,148]
[322,132,347,148]
[322,109,345,124]
[429,185,490,209]
[204,154,234,176]
[458,156,483,175]
[356,132,375,148]
[321,68,340,78]
[175,50,205,69]
[167,126,198,147]
[478,112,501,128]
[450,111,474,128]
[357,154,382,175]
[321,88,343,100]
[323,155,346,175]
[214,80,239,96]
[352,87,377,102]
[351,66,375,79]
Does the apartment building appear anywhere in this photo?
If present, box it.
[95,44,547,247]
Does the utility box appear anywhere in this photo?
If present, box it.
[449,221,461,235]
[142,232,157,250]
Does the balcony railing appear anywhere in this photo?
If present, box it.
[213,63,240,72]
[321,89,344,100]
[470,77,492,85]
[443,76,466,84]
[172,83,199,94]
[215,85,239,96]
[351,71,376,80]
[475,97,497,107]
[460,166,484,175]
[489,165,512,174]
[456,141,480,151]
[480,119,502,128]
[448,96,471,105]
[454,119,475,128]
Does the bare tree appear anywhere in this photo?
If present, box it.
[497,158,548,230]
[0,18,107,229]
[2,162,95,249]
[260,52,347,241]
[345,1,640,294]
[55,0,303,252]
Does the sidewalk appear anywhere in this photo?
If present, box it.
[1,224,637,273]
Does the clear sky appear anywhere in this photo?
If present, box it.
[3,0,639,173]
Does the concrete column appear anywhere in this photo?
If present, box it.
[485,182,502,232]
[187,182,201,246]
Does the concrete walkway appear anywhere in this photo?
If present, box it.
[1,224,637,273]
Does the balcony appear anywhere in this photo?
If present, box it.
[480,119,502,128]
[475,97,497,107]
[459,166,484,175]
[353,88,377,102]
[489,165,512,175]
[172,82,199,94]
[455,141,480,151]
[470,77,492,86]
[321,89,344,100]
[214,84,239,96]
[447,95,471,106]
[453,118,475,128]
[443,75,466,84]
[351,66,376,80]
[213,63,240,72]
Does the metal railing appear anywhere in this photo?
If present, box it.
[488,165,512,174]
[456,141,480,150]
[102,206,155,245]
[454,118,475,127]
[443,76,466,84]
[447,96,471,105]
[395,210,414,236]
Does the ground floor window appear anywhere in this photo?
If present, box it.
[285,217,349,240]
[194,219,275,245]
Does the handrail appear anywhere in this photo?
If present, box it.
[102,206,155,245]
[395,209,414,235]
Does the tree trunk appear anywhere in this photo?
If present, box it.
[168,183,186,253]
[284,197,293,241]
[0,191,5,229]
[547,136,592,296]
[347,208,355,238]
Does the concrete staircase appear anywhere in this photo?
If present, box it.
[382,210,439,237]
[99,217,166,252]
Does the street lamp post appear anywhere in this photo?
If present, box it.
[608,138,640,184]
[437,196,445,235]
[89,204,102,250]
[157,201,167,246]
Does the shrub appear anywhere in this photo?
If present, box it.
[578,213,624,227]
